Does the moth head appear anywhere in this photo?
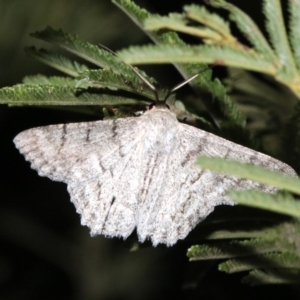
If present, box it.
[126,62,214,109]
[128,64,203,110]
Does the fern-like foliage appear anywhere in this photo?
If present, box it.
[243,269,300,285]
[193,156,300,285]
[0,26,168,111]
[24,47,89,77]
[118,0,300,97]
[188,238,294,260]
[0,83,150,106]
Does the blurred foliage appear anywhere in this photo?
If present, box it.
[0,0,144,87]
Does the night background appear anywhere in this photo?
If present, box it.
[1,0,299,299]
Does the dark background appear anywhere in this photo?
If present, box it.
[1,1,299,299]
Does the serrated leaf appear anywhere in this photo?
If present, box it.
[197,157,300,194]
[154,32,210,83]
[114,1,213,83]
[30,27,140,77]
[188,218,288,241]
[262,0,299,80]
[228,190,300,218]
[188,244,232,260]
[243,269,300,285]
[287,0,300,71]
[187,238,292,261]
[25,47,88,77]
[144,13,222,41]
[112,0,149,27]
[113,0,210,88]
[117,44,277,73]
[184,4,230,34]
[144,13,187,29]
[0,84,150,106]
[207,0,277,62]
[77,69,166,101]
[219,252,300,273]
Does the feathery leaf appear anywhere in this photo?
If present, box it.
[117,44,277,73]
[228,190,300,218]
[77,69,166,101]
[112,0,149,27]
[207,0,277,61]
[31,27,143,78]
[243,269,300,285]
[184,4,232,40]
[144,13,223,41]
[0,84,150,106]
[25,47,88,77]
[288,0,300,71]
[219,252,300,273]
[187,238,292,260]
[197,157,300,194]
[262,0,299,80]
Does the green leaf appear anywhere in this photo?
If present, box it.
[228,190,300,218]
[187,238,291,260]
[189,218,288,241]
[113,1,216,90]
[0,84,150,106]
[144,13,223,41]
[25,47,88,77]
[184,4,232,40]
[207,0,277,62]
[113,0,210,84]
[197,157,300,194]
[219,252,300,273]
[112,0,149,28]
[30,27,138,77]
[288,0,300,71]
[243,269,300,285]
[262,0,299,80]
[117,44,277,73]
[152,32,211,87]
[77,69,165,101]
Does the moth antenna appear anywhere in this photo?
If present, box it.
[163,65,215,102]
[98,43,159,102]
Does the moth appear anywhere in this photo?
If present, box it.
[14,59,296,246]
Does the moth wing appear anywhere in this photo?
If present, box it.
[14,117,146,239]
[136,123,296,246]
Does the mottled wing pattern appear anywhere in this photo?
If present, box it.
[135,120,297,246]
[14,118,142,182]
[14,117,147,239]
[14,107,297,246]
